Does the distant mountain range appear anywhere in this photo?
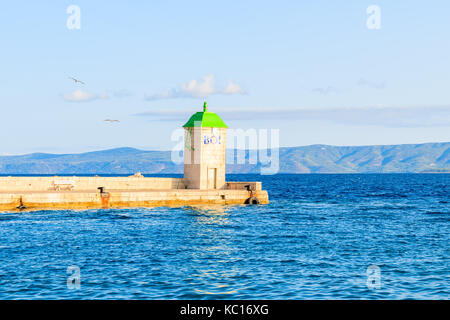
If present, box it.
[0,142,448,174]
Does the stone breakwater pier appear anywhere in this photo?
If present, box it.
[0,177,268,211]
[0,103,269,211]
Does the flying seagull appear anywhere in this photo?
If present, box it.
[68,76,85,85]
[104,119,120,123]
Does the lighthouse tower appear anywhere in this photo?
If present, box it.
[183,102,228,189]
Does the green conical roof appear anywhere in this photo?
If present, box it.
[183,102,228,128]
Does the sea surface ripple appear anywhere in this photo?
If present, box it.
[0,174,448,299]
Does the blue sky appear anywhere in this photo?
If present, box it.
[0,0,449,154]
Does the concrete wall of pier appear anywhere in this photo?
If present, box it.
[0,177,185,192]
[0,189,269,211]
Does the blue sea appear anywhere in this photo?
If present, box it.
[0,174,448,300]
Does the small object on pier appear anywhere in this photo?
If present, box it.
[53,180,75,191]
[98,188,111,208]
[130,172,144,178]
[245,197,260,205]
[17,197,27,210]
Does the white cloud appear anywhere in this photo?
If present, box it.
[145,74,245,101]
[180,74,215,97]
[223,80,245,95]
[134,105,450,128]
[62,89,108,102]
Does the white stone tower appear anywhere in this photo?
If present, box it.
[183,102,228,189]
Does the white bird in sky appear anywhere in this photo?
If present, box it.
[68,76,85,85]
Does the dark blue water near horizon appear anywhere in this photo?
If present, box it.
[0,174,448,299]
